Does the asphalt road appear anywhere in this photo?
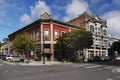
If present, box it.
[0,60,120,80]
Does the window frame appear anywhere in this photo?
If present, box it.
[90,25,94,33]
[54,30,59,40]
[44,29,50,41]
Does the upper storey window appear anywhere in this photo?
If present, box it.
[90,25,94,33]
[36,30,39,41]
[103,29,107,35]
[54,30,59,40]
[44,29,50,41]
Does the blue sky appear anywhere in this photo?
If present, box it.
[0,0,120,41]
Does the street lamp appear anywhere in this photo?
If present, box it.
[26,42,30,64]
[43,36,45,64]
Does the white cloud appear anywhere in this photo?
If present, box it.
[0,19,3,24]
[63,0,90,21]
[113,0,120,6]
[30,0,51,20]
[20,13,32,25]
[91,0,100,4]
[20,0,51,26]
[102,11,120,38]
[99,3,109,11]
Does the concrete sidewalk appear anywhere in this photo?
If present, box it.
[3,60,72,66]
[19,60,62,66]
[112,68,120,75]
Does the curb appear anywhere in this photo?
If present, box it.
[2,61,16,65]
[112,68,120,75]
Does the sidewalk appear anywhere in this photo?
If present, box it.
[112,68,120,75]
[19,60,62,66]
[3,60,72,66]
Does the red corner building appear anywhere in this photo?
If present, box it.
[9,12,109,61]
[8,12,79,61]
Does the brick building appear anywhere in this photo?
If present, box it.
[68,12,109,61]
[8,12,79,61]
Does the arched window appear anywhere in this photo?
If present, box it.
[90,25,94,32]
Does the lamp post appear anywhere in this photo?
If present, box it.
[26,42,30,64]
[43,36,45,64]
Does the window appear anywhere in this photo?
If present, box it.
[44,30,50,41]
[44,44,50,48]
[61,31,65,36]
[54,30,59,39]
[90,25,94,32]
[36,30,39,41]
[95,27,97,30]
[103,29,107,35]
[31,32,34,39]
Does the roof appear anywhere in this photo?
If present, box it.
[67,12,107,26]
[8,18,80,37]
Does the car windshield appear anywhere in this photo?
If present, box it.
[7,55,10,57]
[11,55,16,57]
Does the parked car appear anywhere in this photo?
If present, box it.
[19,55,24,61]
[116,57,120,61]
[0,54,6,60]
[6,55,21,62]
[88,56,102,62]
[100,56,110,61]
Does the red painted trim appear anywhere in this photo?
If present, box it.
[53,24,70,40]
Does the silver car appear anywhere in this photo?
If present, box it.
[6,55,21,62]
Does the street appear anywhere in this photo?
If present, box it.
[0,60,120,80]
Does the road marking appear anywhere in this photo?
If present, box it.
[85,65,101,69]
[103,66,113,70]
[106,79,114,80]
[116,76,120,79]
[98,68,103,70]
[0,64,3,66]
[2,71,9,73]
[73,64,90,67]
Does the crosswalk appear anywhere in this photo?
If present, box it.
[85,65,101,69]
[72,63,114,70]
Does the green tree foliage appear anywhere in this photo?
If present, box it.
[112,40,120,55]
[55,29,93,60]
[12,32,35,54]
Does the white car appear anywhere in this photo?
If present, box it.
[6,55,21,62]
[116,57,120,61]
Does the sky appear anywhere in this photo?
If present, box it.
[0,0,120,41]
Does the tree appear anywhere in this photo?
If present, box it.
[55,29,93,61]
[12,32,35,56]
[112,40,120,55]
[3,38,9,43]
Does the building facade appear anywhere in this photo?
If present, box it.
[108,35,120,48]
[8,12,79,61]
[0,43,10,55]
[68,12,109,61]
